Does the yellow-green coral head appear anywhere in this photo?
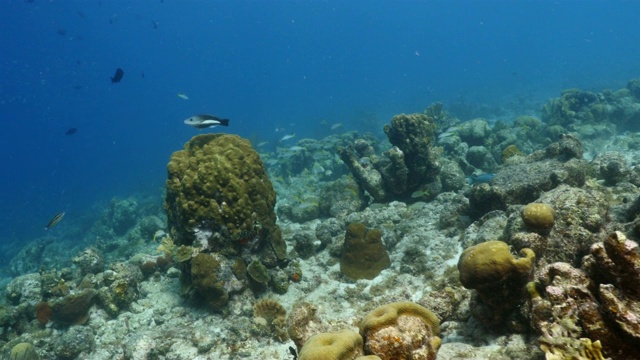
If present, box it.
[522,202,555,234]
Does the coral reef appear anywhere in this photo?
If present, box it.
[340,223,390,280]
[359,302,441,360]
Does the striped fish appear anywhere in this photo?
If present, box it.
[45,212,65,230]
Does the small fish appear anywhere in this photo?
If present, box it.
[152,20,159,29]
[45,212,65,230]
[467,173,496,185]
[65,128,77,135]
[330,123,343,130]
[184,114,230,129]
[256,142,269,147]
[153,230,166,241]
[281,133,296,141]
[411,190,428,198]
[177,93,189,100]
[111,68,124,83]
[289,146,304,152]
[289,346,298,360]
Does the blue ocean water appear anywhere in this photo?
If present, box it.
[0,0,638,256]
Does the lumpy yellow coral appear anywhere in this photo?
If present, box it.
[522,202,555,233]
[359,302,441,360]
[299,329,365,360]
[164,134,285,259]
[458,241,534,290]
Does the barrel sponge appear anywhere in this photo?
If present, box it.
[359,302,441,360]
[521,202,555,233]
[165,134,285,259]
[458,241,535,290]
[299,329,364,360]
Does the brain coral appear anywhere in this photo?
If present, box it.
[359,302,441,360]
[299,329,365,360]
[165,134,286,261]
[521,202,555,234]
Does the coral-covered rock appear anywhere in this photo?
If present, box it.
[72,248,105,276]
[468,136,588,217]
[383,113,440,192]
[53,325,95,359]
[592,151,629,185]
[50,289,95,326]
[190,253,229,310]
[287,302,327,351]
[529,232,640,359]
[299,329,364,360]
[340,223,390,280]
[359,302,441,360]
[340,113,442,203]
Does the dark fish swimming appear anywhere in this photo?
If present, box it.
[65,128,77,135]
[111,68,124,83]
[45,212,65,230]
[184,114,230,129]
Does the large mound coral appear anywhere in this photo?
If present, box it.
[164,134,289,309]
[165,134,285,261]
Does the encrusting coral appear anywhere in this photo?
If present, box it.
[359,302,441,360]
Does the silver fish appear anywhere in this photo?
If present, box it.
[281,133,296,141]
[184,114,230,129]
[45,212,65,230]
